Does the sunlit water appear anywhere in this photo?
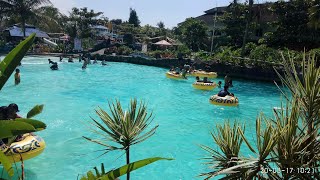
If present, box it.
[0,56,281,179]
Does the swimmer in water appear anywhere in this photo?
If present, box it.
[14,69,20,85]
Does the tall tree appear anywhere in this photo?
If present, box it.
[34,6,64,33]
[110,19,122,25]
[66,7,103,38]
[176,18,208,51]
[157,21,165,29]
[157,21,166,36]
[270,0,320,50]
[128,8,140,27]
[0,0,51,37]
[222,0,247,46]
[241,0,254,56]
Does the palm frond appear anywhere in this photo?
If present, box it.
[84,98,158,154]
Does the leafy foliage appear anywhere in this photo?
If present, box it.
[0,0,52,36]
[0,151,14,177]
[269,0,320,49]
[84,99,158,153]
[26,104,44,118]
[66,7,103,38]
[84,99,159,179]
[0,33,35,90]
[175,18,209,51]
[81,157,173,180]
[0,34,46,179]
[200,53,320,179]
[222,1,247,46]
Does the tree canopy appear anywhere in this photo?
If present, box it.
[128,8,140,27]
[175,18,209,51]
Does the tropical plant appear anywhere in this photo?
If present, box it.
[0,0,52,37]
[0,33,47,179]
[83,99,159,180]
[200,52,320,179]
[80,157,173,180]
[0,34,34,89]
[200,121,244,178]
[33,5,64,33]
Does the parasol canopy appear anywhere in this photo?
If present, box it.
[154,40,172,46]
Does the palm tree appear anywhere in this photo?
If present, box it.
[34,5,64,33]
[83,99,159,180]
[200,52,320,179]
[0,0,51,37]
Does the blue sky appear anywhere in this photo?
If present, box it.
[51,0,275,28]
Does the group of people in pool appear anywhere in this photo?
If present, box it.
[169,64,195,79]
[81,56,107,70]
[48,55,107,70]
[193,70,234,98]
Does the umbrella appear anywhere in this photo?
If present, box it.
[154,40,172,46]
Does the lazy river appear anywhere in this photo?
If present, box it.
[0,56,281,179]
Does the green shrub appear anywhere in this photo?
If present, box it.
[117,45,133,55]
[213,47,241,64]
[249,45,281,62]
[244,42,257,55]
[193,50,214,61]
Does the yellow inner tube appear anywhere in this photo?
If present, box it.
[191,71,218,78]
[192,82,217,90]
[165,72,186,80]
[1,134,46,163]
[209,95,239,107]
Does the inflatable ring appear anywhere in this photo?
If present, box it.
[1,134,46,163]
[165,72,186,80]
[209,95,239,107]
[192,82,217,90]
[190,71,218,78]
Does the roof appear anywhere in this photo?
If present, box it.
[204,6,227,15]
[5,25,49,38]
[91,25,109,30]
[204,3,273,15]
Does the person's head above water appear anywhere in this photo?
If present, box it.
[196,76,200,81]
[8,103,19,112]
[16,69,20,73]
[218,81,222,85]
[7,103,19,119]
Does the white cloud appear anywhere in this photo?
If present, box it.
[50,0,76,15]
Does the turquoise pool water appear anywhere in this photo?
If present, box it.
[0,56,281,179]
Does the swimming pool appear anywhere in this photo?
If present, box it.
[0,56,281,179]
